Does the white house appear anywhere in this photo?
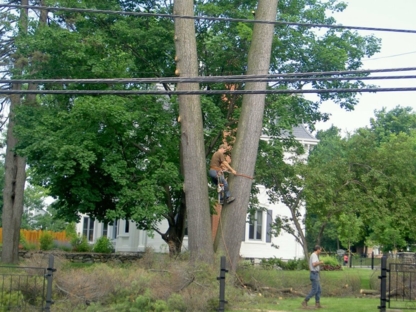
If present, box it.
[76,125,319,260]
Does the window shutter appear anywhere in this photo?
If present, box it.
[266,210,273,243]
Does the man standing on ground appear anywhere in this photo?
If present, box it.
[209,144,236,204]
[302,245,324,309]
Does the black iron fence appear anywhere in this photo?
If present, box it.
[379,254,416,311]
[349,252,381,269]
[0,254,55,311]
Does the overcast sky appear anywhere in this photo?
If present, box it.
[313,0,416,134]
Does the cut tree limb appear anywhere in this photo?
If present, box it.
[360,289,379,295]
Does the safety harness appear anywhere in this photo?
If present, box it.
[210,166,254,204]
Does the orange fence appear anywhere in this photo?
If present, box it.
[0,228,69,243]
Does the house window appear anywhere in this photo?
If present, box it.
[125,220,129,233]
[249,211,263,240]
[103,223,108,237]
[246,210,273,243]
[112,220,119,239]
[82,217,94,242]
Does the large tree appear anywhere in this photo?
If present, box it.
[174,0,213,263]
[12,0,381,262]
[214,0,278,271]
[2,0,47,264]
[304,107,416,253]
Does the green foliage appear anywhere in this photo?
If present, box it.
[305,107,416,252]
[92,236,114,254]
[167,293,187,312]
[260,257,287,270]
[39,232,54,251]
[65,222,77,240]
[286,258,309,271]
[19,235,38,251]
[320,256,339,266]
[0,291,24,311]
[104,291,171,312]
[71,235,91,252]
[260,257,308,271]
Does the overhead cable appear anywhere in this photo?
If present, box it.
[1,4,416,34]
[2,74,416,85]
[1,87,416,96]
[2,67,416,85]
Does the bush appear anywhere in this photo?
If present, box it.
[167,293,187,312]
[0,291,24,309]
[260,257,308,271]
[286,258,308,270]
[65,222,77,240]
[93,236,114,253]
[39,232,54,251]
[260,257,287,270]
[71,235,91,252]
[321,255,339,266]
[321,255,342,271]
[20,235,38,251]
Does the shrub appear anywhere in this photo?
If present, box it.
[321,255,342,271]
[260,257,287,270]
[286,258,308,270]
[39,232,54,251]
[65,222,77,240]
[71,235,91,252]
[93,236,114,253]
[167,293,187,312]
[20,235,38,251]
[0,291,24,309]
[321,255,339,266]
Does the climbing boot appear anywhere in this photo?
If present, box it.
[226,197,235,204]
[315,302,323,308]
[301,300,307,308]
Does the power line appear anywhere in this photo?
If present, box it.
[2,4,416,34]
[2,74,416,85]
[364,51,416,62]
[2,67,416,85]
[1,87,416,96]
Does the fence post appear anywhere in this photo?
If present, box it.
[349,254,352,268]
[217,256,228,312]
[371,251,374,270]
[378,255,388,312]
[44,254,56,311]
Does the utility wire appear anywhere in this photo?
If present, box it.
[2,67,416,85]
[364,51,416,61]
[2,4,416,34]
[2,74,416,85]
[1,87,416,96]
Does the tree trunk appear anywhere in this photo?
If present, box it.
[316,221,327,246]
[174,0,214,264]
[161,191,187,256]
[289,204,309,262]
[215,0,278,271]
[2,90,26,264]
[2,1,46,264]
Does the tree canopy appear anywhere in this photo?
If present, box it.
[304,106,416,253]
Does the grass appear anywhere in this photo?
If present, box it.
[230,297,382,312]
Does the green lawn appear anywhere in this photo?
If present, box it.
[232,267,386,312]
[230,297,384,312]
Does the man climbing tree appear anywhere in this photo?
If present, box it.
[209,144,236,205]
